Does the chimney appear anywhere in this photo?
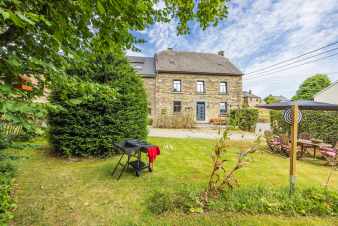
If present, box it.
[249,90,252,94]
[218,50,224,56]
[167,47,173,51]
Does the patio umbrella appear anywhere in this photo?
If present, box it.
[256,100,338,194]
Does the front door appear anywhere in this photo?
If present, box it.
[196,102,205,121]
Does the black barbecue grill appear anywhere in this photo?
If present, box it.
[112,139,155,180]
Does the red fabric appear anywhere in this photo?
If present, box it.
[147,146,160,163]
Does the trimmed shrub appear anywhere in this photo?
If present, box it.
[49,72,148,156]
[229,108,259,131]
[270,110,338,144]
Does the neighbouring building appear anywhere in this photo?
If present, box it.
[243,90,262,107]
[266,94,289,103]
[314,80,338,104]
[128,49,243,126]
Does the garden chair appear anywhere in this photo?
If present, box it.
[279,134,290,156]
[320,141,337,166]
[264,131,280,153]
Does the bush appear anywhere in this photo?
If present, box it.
[49,71,148,156]
[0,130,10,150]
[0,160,16,224]
[270,110,338,144]
[229,108,259,131]
[0,160,16,177]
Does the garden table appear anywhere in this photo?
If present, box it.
[312,142,332,159]
[297,139,332,159]
[297,139,313,159]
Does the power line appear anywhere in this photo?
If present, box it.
[244,40,338,75]
[246,71,338,84]
[245,46,338,77]
[245,52,338,81]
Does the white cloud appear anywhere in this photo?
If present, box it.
[134,0,338,98]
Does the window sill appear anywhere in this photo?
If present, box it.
[196,92,206,95]
[172,91,183,94]
[219,92,228,95]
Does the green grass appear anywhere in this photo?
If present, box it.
[7,137,338,225]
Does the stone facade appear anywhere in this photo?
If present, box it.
[143,77,156,116]
[129,50,243,126]
[243,95,262,107]
[143,73,242,124]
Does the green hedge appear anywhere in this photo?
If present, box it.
[270,110,338,145]
[48,73,148,156]
[230,108,259,131]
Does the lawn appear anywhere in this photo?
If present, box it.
[7,137,338,226]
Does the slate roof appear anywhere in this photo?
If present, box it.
[127,56,156,77]
[155,50,243,75]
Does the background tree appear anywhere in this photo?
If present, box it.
[1,0,231,140]
[264,95,279,104]
[292,74,331,100]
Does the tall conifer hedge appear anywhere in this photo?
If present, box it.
[48,55,148,157]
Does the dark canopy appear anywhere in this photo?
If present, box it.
[256,100,338,111]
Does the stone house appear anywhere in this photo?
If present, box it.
[128,49,243,126]
[243,90,262,107]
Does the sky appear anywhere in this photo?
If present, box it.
[127,0,338,99]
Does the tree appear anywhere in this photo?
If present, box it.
[264,95,279,104]
[49,53,148,156]
[1,0,231,139]
[292,74,331,100]
[1,0,230,86]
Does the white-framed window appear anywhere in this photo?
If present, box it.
[173,80,181,92]
[173,101,181,112]
[196,81,205,93]
[219,102,228,115]
[220,82,227,94]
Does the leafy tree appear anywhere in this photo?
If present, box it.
[292,74,331,100]
[1,0,230,139]
[264,95,279,104]
[1,0,230,85]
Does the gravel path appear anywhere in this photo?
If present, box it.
[149,127,258,141]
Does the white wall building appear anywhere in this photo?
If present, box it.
[314,81,338,104]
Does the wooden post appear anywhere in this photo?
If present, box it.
[289,104,299,194]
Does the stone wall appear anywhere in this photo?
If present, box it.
[142,77,156,119]
[153,73,242,125]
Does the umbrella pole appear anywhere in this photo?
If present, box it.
[289,104,298,195]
